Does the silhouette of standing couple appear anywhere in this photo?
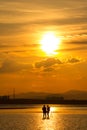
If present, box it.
[42,105,50,119]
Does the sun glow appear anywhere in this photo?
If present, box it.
[40,32,61,55]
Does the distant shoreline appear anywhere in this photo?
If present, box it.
[0,99,87,105]
[0,104,87,110]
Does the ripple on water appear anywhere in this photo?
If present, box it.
[0,106,87,130]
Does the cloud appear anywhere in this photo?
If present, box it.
[35,57,81,71]
[0,16,87,36]
[34,17,87,26]
[0,59,33,73]
[0,23,26,35]
[56,46,87,52]
[0,0,87,37]
[0,43,39,49]
[67,58,81,64]
[0,44,17,48]
[43,67,55,72]
[1,0,86,10]
[65,39,87,45]
[35,58,62,68]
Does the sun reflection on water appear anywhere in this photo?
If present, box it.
[50,107,57,112]
[34,106,60,130]
[40,113,58,130]
[0,105,87,130]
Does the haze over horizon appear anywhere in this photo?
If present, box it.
[0,0,87,95]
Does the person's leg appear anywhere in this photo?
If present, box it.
[45,112,46,118]
[48,112,49,118]
[43,112,44,118]
[43,112,46,119]
[47,112,49,118]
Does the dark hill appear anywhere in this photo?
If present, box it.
[13,90,87,100]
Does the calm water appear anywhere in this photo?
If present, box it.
[0,105,87,130]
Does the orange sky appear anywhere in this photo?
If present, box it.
[0,0,87,95]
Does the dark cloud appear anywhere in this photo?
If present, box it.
[67,58,80,63]
[0,43,39,48]
[1,0,87,8]
[35,17,87,26]
[0,59,33,73]
[0,57,82,74]
[43,67,55,72]
[0,0,32,3]
[35,57,81,70]
[0,44,18,48]
[0,10,40,16]
[66,40,87,45]
[56,46,87,52]
[35,58,62,68]
[0,14,87,36]
[0,45,11,48]
[0,23,26,35]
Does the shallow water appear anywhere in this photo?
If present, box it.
[0,105,87,130]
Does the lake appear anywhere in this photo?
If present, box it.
[0,105,87,130]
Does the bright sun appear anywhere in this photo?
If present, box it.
[40,32,61,55]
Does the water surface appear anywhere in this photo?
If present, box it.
[0,105,87,130]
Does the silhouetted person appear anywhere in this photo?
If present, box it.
[42,105,46,119]
[47,105,50,119]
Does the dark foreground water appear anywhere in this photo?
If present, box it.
[0,105,87,130]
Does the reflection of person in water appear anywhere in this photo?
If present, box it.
[42,105,46,119]
[47,105,50,119]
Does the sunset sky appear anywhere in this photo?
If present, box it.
[0,0,87,95]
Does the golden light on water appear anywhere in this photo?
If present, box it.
[50,107,56,112]
[40,32,61,55]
